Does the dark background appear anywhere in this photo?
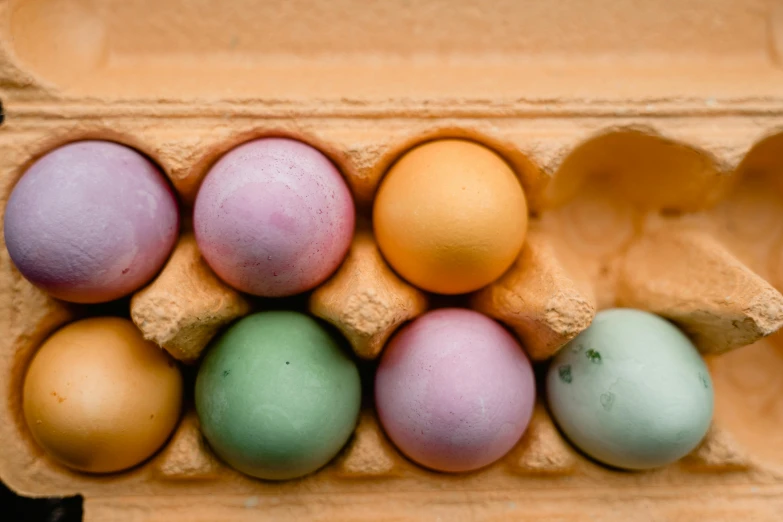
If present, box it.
[1,482,82,522]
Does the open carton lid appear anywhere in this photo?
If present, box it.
[1,0,783,112]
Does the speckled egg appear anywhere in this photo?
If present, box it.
[195,311,361,480]
[375,308,535,473]
[193,138,355,297]
[373,139,527,294]
[4,140,179,303]
[23,317,183,473]
[546,308,714,470]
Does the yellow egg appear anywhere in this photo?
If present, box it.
[23,317,183,473]
[373,139,528,294]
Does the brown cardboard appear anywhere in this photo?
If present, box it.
[2,1,783,520]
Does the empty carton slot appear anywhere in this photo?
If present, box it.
[710,333,783,472]
[708,132,783,287]
[545,129,723,213]
[539,129,725,307]
[537,185,636,309]
[6,0,783,100]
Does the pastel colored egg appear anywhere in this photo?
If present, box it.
[546,308,714,470]
[193,138,355,297]
[4,140,179,304]
[373,139,527,294]
[375,308,535,473]
[195,311,361,480]
[23,317,183,473]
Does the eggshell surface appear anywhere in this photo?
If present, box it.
[4,140,179,303]
[22,317,183,474]
[546,308,714,470]
[193,138,355,297]
[195,311,361,480]
[373,139,527,294]
[375,308,535,473]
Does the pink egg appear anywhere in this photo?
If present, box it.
[375,309,535,473]
[193,138,355,297]
[4,141,179,303]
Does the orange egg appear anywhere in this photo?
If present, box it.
[373,139,528,294]
[23,317,183,473]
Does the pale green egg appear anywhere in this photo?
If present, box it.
[196,311,361,480]
[546,308,713,470]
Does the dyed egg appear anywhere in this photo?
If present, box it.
[195,311,361,480]
[23,317,183,473]
[373,139,527,294]
[4,141,179,303]
[546,308,714,470]
[375,309,535,472]
[194,138,355,297]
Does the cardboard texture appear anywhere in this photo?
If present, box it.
[2,0,783,520]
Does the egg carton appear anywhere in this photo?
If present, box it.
[3,0,783,520]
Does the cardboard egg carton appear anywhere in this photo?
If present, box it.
[3,0,783,520]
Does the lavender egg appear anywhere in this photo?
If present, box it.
[4,141,179,303]
[193,138,355,297]
[375,309,536,473]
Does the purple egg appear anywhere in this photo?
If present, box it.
[375,309,536,473]
[4,141,179,304]
[193,138,355,297]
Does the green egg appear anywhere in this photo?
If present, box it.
[195,311,361,480]
[546,308,713,470]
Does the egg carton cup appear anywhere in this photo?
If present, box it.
[3,0,783,520]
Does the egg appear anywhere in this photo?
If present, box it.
[195,311,361,480]
[193,138,355,297]
[4,140,179,303]
[546,308,714,470]
[373,139,527,294]
[22,317,183,473]
[375,309,535,473]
